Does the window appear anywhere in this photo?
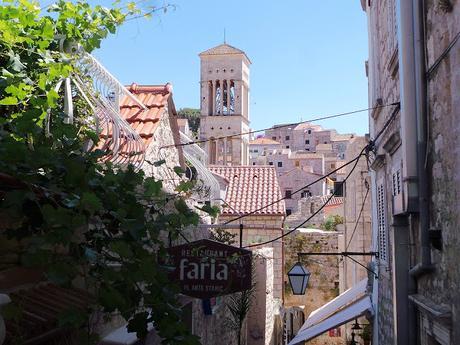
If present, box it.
[252,162,256,165]
[392,169,401,196]
[285,135,290,141]
[286,145,290,149]
[301,190,311,198]
[285,190,292,199]
[295,160,300,167]
[272,136,277,141]
[269,162,273,166]
[377,183,388,263]
[333,181,344,197]
[392,166,404,214]
[277,162,283,167]
[305,140,310,145]
[331,163,336,169]
[254,149,259,153]
[286,209,292,216]
[307,130,311,134]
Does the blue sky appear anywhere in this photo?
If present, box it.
[96,0,369,135]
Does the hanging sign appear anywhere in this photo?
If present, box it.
[166,239,252,299]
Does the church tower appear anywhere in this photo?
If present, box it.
[199,43,251,166]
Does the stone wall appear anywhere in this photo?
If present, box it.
[143,107,184,192]
[247,248,275,345]
[278,168,323,214]
[285,196,343,229]
[219,214,285,300]
[365,0,400,342]
[342,136,372,290]
[366,0,460,344]
[419,1,460,344]
[188,296,239,345]
[284,230,342,345]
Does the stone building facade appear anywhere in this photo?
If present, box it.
[341,136,372,292]
[363,0,460,344]
[278,168,324,216]
[264,122,353,157]
[251,123,354,216]
[249,137,282,160]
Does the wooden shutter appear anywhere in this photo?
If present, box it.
[377,183,388,263]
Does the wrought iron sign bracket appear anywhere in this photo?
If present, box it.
[297,251,379,278]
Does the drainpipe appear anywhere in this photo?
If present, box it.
[397,0,419,213]
[395,1,433,344]
[408,0,434,278]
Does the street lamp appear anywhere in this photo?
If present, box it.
[351,319,362,331]
[287,262,311,295]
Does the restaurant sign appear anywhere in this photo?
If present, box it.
[166,239,252,299]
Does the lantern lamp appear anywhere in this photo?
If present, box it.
[351,319,362,331]
[287,262,311,295]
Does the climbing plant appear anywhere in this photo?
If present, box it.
[0,1,202,344]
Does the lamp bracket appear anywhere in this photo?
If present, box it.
[296,251,379,278]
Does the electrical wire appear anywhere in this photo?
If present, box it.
[243,148,366,249]
[172,102,400,247]
[426,30,460,78]
[162,102,400,149]
[222,102,400,226]
[344,254,378,278]
[223,153,363,225]
[369,101,401,145]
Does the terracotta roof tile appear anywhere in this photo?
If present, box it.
[294,122,323,131]
[249,137,281,145]
[199,43,251,63]
[321,196,344,207]
[199,43,245,56]
[97,83,172,166]
[119,83,173,145]
[209,166,285,216]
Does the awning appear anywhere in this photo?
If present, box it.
[288,278,373,345]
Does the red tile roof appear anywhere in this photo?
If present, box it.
[321,196,344,207]
[120,83,173,148]
[209,166,285,216]
[249,137,281,145]
[96,83,174,165]
[294,122,323,131]
[199,43,251,63]
[199,43,245,56]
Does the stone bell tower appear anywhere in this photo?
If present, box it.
[199,43,251,166]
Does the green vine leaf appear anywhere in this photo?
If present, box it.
[80,192,103,213]
[0,96,18,105]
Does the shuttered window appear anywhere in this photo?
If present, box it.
[377,183,388,263]
[392,168,401,196]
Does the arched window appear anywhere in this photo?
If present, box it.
[226,139,233,165]
[215,81,222,115]
[210,139,217,164]
[222,80,228,115]
[208,81,213,115]
[229,80,235,114]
